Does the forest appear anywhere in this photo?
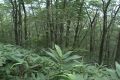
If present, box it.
[0,0,120,80]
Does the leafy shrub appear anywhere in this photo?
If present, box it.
[0,43,120,80]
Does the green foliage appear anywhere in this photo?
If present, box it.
[0,43,119,80]
[44,45,82,72]
[107,62,120,80]
[89,0,102,8]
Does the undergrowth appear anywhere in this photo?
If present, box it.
[0,43,120,80]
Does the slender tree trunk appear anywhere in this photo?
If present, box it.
[59,0,67,47]
[98,0,109,64]
[21,0,27,41]
[65,20,71,47]
[54,0,59,44]
[73,0,84,48]
[46,0,51,47]
[18,1,23,46]
[14,0,19,45]
[115,32,120,63]
[98,0,120,64]
[73,21,79,48]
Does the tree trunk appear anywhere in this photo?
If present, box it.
[115,32,120,63]
[14,0,19,45]
[65,20,71,47]
[21,0,27,41]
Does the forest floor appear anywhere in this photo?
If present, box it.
[0,43,119,80]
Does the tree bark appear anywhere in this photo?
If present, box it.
[115,32,120,63]
[99,0,120,64]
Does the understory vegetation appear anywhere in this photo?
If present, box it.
[0,43,120,80]
[1,0,120,80]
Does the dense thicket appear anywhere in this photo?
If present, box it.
[0,43,120,80]
[0,0,120,67]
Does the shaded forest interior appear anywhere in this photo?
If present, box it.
[0,0,120,66]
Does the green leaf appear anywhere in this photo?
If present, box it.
[11,62,23,69]
[55,45,63,58]
[64,51,73,59]
[49,48,59,59]
[64,55,81,62]
[106,69,119,80]
[66,73,76,80]
[115,62,120,77]
[44,50,58,62]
